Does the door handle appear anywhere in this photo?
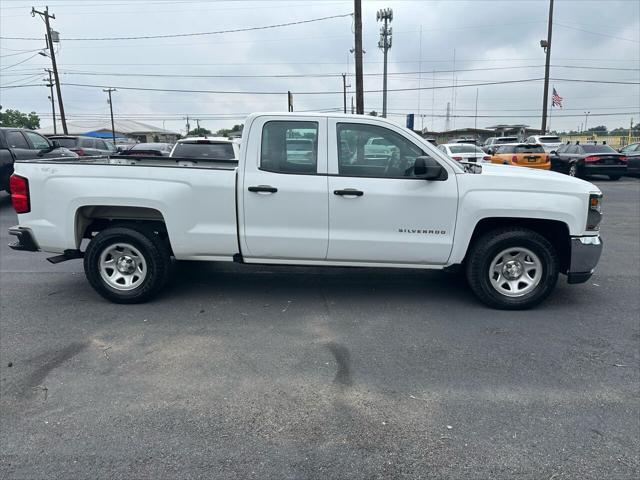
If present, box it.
[334,189,364,197]
[248,185,278,193]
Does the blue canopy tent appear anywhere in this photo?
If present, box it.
[82,130,127,140]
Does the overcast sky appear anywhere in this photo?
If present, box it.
[1,0,639,135]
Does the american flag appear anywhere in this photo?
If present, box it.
[552,88,563,108]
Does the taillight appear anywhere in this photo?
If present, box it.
[512,155,518,163]
[619,156,627,163]
[483,155,491,161]
[72,148,86,156]
[451,156,463,161]
[9,174,30,214]
[584,156,600,163]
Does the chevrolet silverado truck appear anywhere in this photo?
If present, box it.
[8,113,603,309]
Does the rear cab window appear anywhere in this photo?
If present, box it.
[173,142,236,160]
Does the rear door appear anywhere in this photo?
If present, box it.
[326,118,458,264]
[240,116,329,260]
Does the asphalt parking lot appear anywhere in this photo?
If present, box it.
[0,178,638,479]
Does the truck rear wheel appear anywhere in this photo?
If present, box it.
[466,228,559,310]
[84,226,171,304]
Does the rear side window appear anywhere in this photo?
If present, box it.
[5,131,29,149]
[260,121,318,174]
[95,139,108,150]
[172,142,236,159]
[79,138,95,148]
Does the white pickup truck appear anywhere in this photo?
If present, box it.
[8,113,603,309]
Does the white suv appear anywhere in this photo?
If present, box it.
[526,135,563,153]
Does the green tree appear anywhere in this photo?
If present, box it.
[587,125,607,133]
[215,124,243,137]
[0,109,40,129]
[187,127,212,136]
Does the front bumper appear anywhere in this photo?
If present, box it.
[8,226,39,252]
[567,235,602,284]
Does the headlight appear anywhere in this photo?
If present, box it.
[586,193,603,231]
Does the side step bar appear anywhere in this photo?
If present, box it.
[47,250,84,264]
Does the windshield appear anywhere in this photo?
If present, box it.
[581,144,617,154]
[449,145,483,154]
[172,142,236,159]
[54,138,77,148]
[514,145,545,153]
[539,136,561,143]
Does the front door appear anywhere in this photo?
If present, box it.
[326,119,458,265]
[241,117,329,260]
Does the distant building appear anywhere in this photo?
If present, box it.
[420,124,544,144]
[37,119,179,143]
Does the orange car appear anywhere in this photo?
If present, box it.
[490,144,550,170]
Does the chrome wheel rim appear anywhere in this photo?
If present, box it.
[489,247,542,297]
[99,242,147,291]
[568,164,577,176]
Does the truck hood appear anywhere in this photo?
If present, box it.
[470,163,600,195]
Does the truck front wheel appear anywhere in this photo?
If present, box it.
[84,226,171,304]
[466,228,559,310]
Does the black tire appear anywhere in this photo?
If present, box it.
[567,162,579,177]
[83,226,171,304]
[608,175,621,181]
[465,228,559,310]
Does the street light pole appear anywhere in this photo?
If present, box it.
[103,88,117,144]
[354,0,364,114]
[584,111,590,133]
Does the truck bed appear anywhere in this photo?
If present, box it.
[13,155,240,260]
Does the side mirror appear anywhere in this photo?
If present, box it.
[414,156,447,181]
[549,150,557,155]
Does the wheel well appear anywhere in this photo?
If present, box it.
[75,205,172,254]
[466,217,571,273]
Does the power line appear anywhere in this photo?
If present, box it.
[554,22,640,44]
[0,13,353,41]
[0,52,42,71]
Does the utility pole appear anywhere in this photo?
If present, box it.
[354,0,364,114]
[377,8,393,118]
[351,96,354,114]
[474,88,479,132]
[540,0,554,133]
[32,7,67,134]
[342,73,351,113]
[103,88,117,144]
[287,91,293,112]
[184,116,190,134]
[44,69,56,134]
[195,118,201,131]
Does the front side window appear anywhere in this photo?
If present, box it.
[260,121,318,174]
[24,131,50,150]
[336,123,432,178]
